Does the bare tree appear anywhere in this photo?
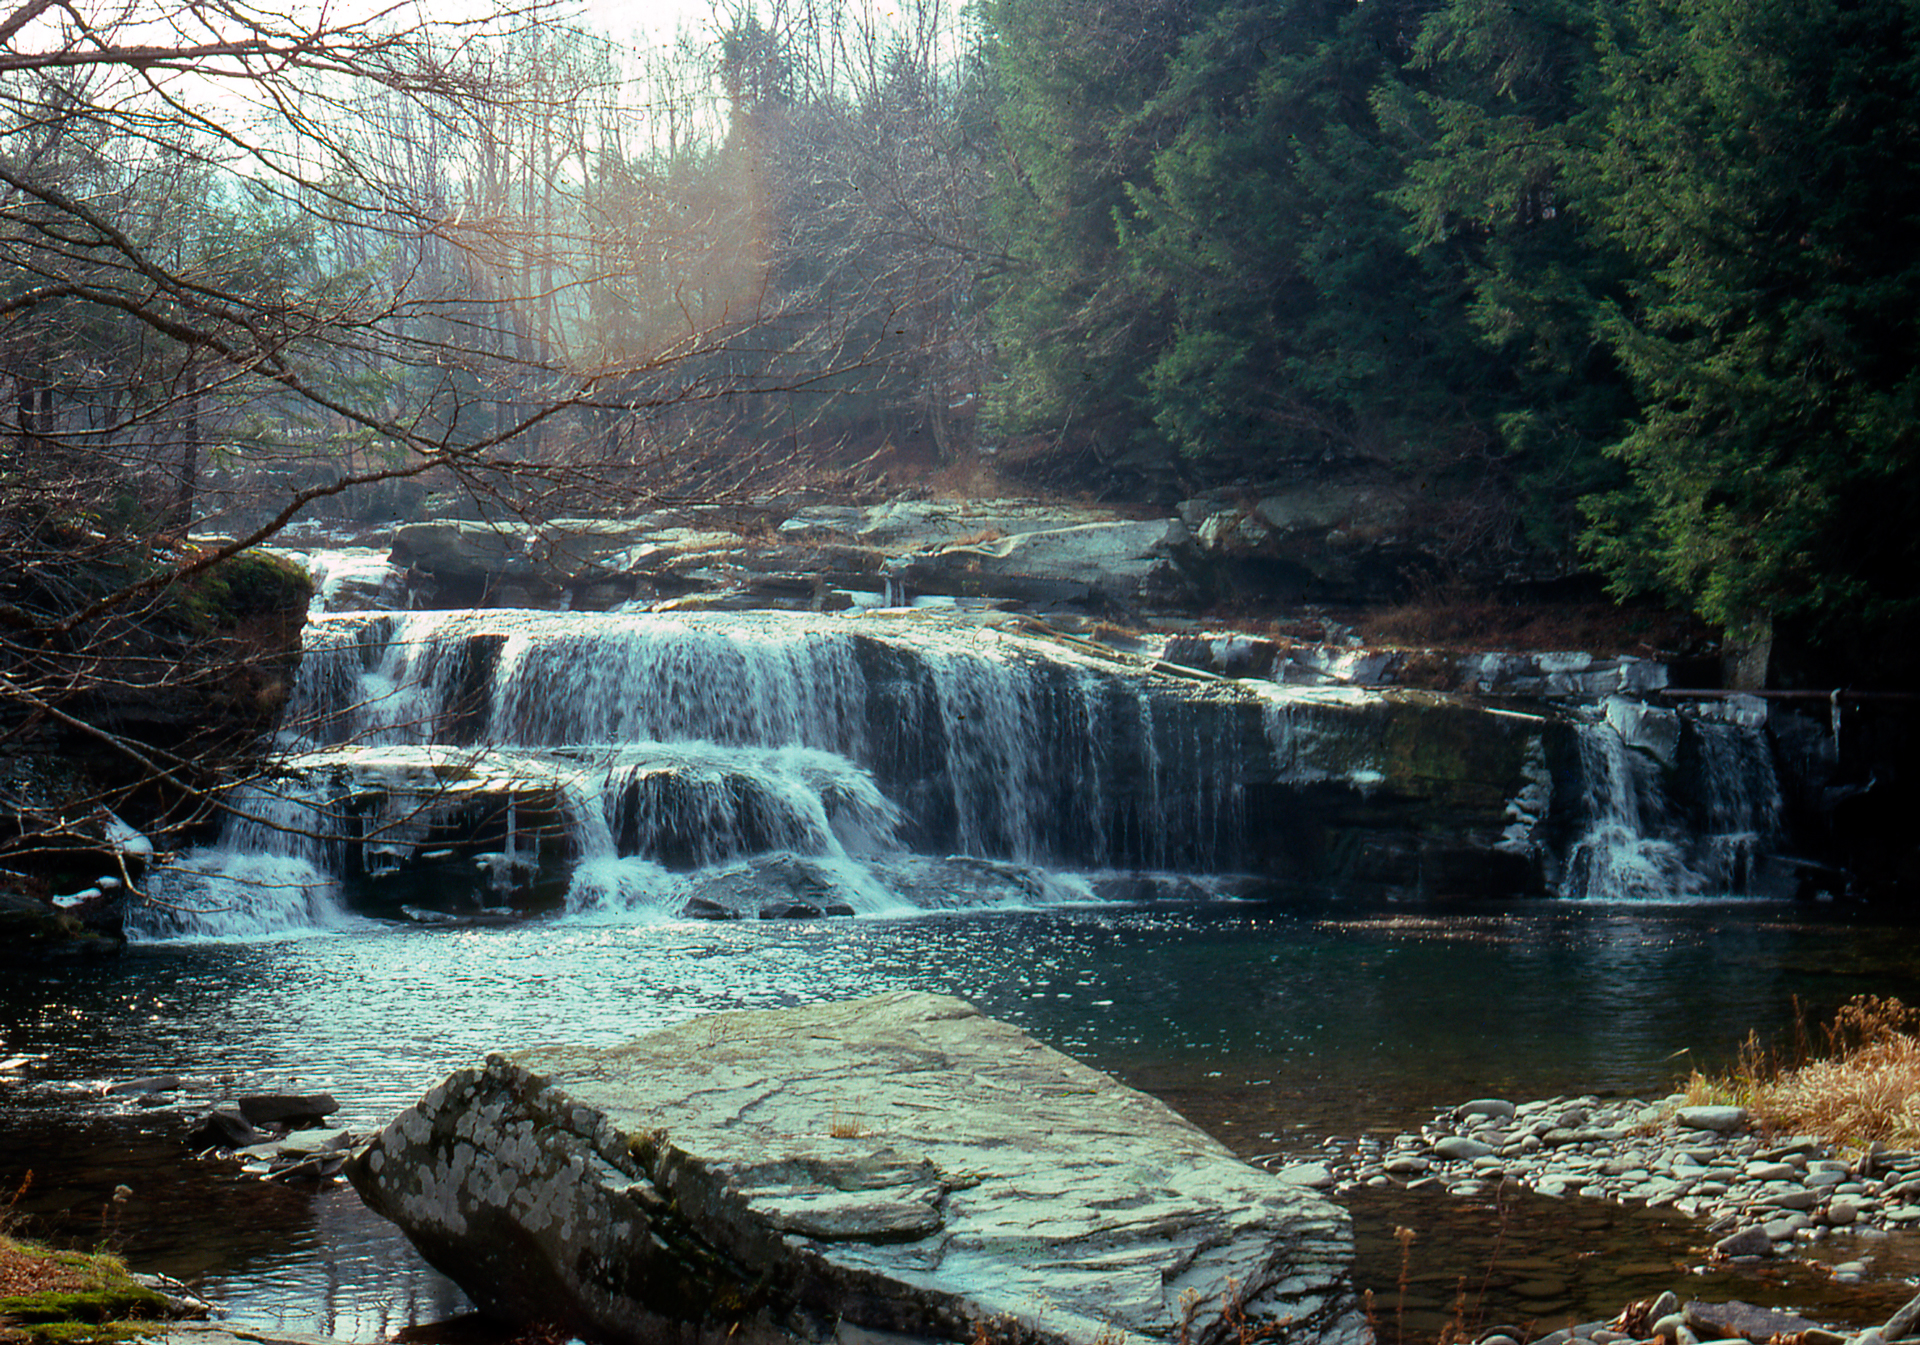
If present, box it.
[0,0,1003,915]
[0,0,774,890]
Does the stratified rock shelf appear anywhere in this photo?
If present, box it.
[346,991,1365,1345]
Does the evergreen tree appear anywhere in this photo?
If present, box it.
[1120,0,1490,475]
[1378,0,1631,554]
[981,0,1193,469]
[1582,0,1920,661]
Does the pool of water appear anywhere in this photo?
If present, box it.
[4,899,1918,1340]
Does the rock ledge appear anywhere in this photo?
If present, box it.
[348,991,1363,1345]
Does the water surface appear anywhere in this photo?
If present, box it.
[4,900,1917,1340]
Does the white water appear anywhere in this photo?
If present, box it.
[136,610,1274,936]
[131,601,1792,938]
[140,777,347,938]
[1560,701,1787,902]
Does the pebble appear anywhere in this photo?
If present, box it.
[1459,1098,1518,1121]
[1276,1162,1335,1189]
[1762,1213,1809,1239]
[1454,1287,1920,1345]
[1676,1104,1747,1132]
[1714,1226,1773,1258]
[1267,1089,1920,1297]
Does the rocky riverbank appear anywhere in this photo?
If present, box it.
[1282,1093,1919,1274]
[1472,1285,1920,1345]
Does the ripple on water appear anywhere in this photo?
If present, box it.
[6,902,1920,1341]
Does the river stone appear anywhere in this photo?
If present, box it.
[1712,1227,1773,1258]
[1685,1300,1825,1342]
[1276,1163,1338,1190]
[186,1107,264,1150]
[1676,1106,1747,1133]
[1456,1099,1517,1121]
[238,1092,340,1126]
[1884,1288,1920,1340]
[346,992,1363,1345]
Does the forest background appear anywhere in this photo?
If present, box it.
[2,0,1917,689]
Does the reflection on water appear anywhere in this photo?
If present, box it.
[4,901,1920,1340]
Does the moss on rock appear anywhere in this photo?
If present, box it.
[0,1237,173,1344]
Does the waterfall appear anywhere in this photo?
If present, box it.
[1560,717,1695,901]
[134,776,346,939]
[134,593,1796,936]
[142,609,1279,934]
[1559,696,1786,901]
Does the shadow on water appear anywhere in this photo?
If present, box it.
[5,899,1920,1341]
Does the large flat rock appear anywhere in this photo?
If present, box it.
[888,519,1194,609]
[347,991,1362,1345]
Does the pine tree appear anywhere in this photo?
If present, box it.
[1378,0,1632,555]
[1120,0,1470,471]
[1582,0,1920,664]
[980,0,1193,471]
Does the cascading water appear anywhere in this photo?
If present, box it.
[135,608,1277,935]
[139,776,347,938]
[131,588,1796,938]
[1557,696,1788,901]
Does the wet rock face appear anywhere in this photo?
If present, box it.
[348,992,1365,1345]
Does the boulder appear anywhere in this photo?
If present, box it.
[1677,1106,1748,1134]
[307,547,410,613]
[1684,1300,1826,1342]
[0,888,120,958]
[1175,477,1431,604]
[1604,696,1682,768]
[389,519,750,610]
[348,991,1362,1345]
[238,1092,339,1127]
[887,519,1195,610]
[186,1108,265,1150]
[1711,1227,1772,1259]
[1885,1289,1920,1342]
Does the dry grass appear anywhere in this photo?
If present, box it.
[0,1238,92,1301]
[827,1108,868,1139]
[0,1231,171,1345]
[1685,996,1920,1148]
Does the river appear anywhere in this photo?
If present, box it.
[6,898,1920,1342]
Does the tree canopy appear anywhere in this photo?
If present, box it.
[1582,0,1920,653]
[4,0,1915,683]
[977,0,1919,673]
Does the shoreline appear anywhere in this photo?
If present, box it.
[1286,1092,1920,1254]
[1273,1091,1920,1344]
